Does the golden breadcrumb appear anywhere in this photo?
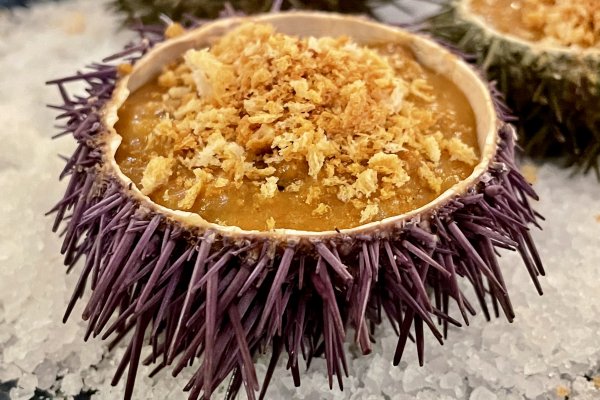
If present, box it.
[444,137,478,165]
[259,176,279,199]
[360,203,380,223]
[418,163,443,194]
[555,385,570,397]
[140,156,174,195]
[521,0,600,47]
[136,22,478,222]
[164,23,186,39]
[473,0,600,48]
[117,63,133,77]
[312,203,331,217]
[177,169,212,209]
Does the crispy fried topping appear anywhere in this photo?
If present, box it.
[521,0,600,47]
[165,23,186,39]
[117,63,133,77]
[473,0,600,48]
[137,22,478,222]
[140,156,174,195]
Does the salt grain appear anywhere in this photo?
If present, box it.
[34,359,59,390]
[469,386,497,400]
[61,373,83,396]
[10,374,38,400]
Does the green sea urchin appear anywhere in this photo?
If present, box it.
[427,0,600,177]
[110,0,396,24]
[48,11,544,400]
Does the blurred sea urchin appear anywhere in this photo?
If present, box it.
[110,0,400,24]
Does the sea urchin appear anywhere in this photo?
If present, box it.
[109,0,395,24]
[48,11,545,400]
[427,0,600,176]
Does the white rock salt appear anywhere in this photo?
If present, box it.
[402,364,430,393]
[440,371,463,392]
[61,373,83,396]
[469,386,497,400]
[9,373,38,400]
[34,359,59,391]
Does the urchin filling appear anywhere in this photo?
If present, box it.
[113,22,480,232]
[467,0,600,48]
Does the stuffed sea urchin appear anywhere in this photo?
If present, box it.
[48,11,545,400]
[427,0,600,177]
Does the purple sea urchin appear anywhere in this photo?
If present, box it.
[48,11,544,400]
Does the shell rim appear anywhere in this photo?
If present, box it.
[101,11,499,242]
[457,0,600,56]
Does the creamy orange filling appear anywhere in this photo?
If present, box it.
[469,0,600,48]
[114,23,479,231]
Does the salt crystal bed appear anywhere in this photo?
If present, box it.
[1,0,600,399]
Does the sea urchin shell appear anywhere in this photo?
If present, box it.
[48,11,545,400]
